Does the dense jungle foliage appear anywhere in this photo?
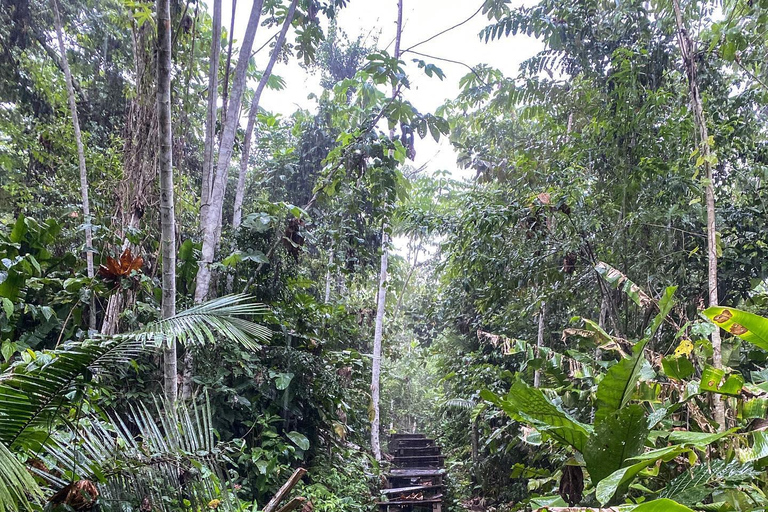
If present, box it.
[6,0,768,511]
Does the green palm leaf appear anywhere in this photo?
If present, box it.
[0,441,42,512]
[36,396,238,512]
[0,294,270,448]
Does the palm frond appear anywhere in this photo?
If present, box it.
[0,441,42,512]
[443,398,477,410]
[0,294,270,448]
[37,395,238,512]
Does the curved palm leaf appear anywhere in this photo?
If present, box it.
[0,294,271,449]
[36,395,238,512]
[0,441,42,512]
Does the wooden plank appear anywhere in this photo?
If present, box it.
[395,446,441,453]
[388,469,445,477]
[275,497,306,512]
[393,455,446,460]
[390,433,427,438]
[377,496,443,505]
[381,485,443,495]
[263,468,307,512]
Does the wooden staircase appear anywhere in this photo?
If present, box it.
[378,434,444,512]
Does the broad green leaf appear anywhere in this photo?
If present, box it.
[740,398,768,419]
[584,404,648,484]
[1,298,12,318]
[737,431,768,463]
[667,428,737,447]
[481,382,591,452]
[699,366,744,396]
[703,306,768,351]
[595,261,652,308]
[662,355,695,381]
[596,446,688,505]
[595,339,648,422]
[287,431,310,450]
[645,286,677,338]
[272,372,294,390]
[629,499,695,512]
[529,495,567,508]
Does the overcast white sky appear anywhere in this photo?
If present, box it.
[218,0,542,180]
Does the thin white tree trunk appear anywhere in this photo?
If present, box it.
[324,243,334,303]
[52,0,95,330]
[371,0,403,461]
[232,0,299,229]
[392,240,420,319]
[157,0,177,402]
[200,0,221,228]
[220,0,237,133]
[671,0,725,430]
[533,302,546,388]
[371,226,389,461]
[195,0,264,303]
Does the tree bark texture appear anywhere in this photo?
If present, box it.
[533,301,546,388]
[232,0,299,229]
[370,227,389,461]
[157,0,177,402]
[220,0,237,133]
[52,0,96,330]
[195,0,264,303]
[371,0,404,462]
[200,0,221,228]
[671,0,725,431]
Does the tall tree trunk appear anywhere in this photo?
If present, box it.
[533,302,546,388]
[52,0,96,330]
[371,0,403,462]
[220,0,237,133]
[324,243,334,303]
[671,0,725,430]
[157,0,177,402]
[232,0,299,229]
[195,0,264,303]
[392,240,420,319]
[200,0,221,228]
[370,225,389,461]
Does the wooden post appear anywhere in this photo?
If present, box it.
[262,468,307,512]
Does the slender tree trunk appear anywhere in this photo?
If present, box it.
[392,241,420,319]
[371,0,403,462]
[195,0,264,303]
[533,302,546,388]
[371,226,389,461]
[157,0,177,402]
[52,0,95,330]
[232,0,299,229]
[220,0,237,132]
[324,243,334,303]
[671,0,725,431]
[200,0,221,228]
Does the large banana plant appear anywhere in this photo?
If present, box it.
[0,294,271,512]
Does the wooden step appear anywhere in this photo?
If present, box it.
[378,497,443,506]
[394,446,442,455]
[380,485,443,496]
[388,469,445,478]
[392,438,435,448]
[390,433,427,439]
[393,455,445,461]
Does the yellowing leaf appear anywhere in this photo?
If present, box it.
[674,339,694,357]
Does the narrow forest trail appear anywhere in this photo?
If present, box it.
[378,433,446,512]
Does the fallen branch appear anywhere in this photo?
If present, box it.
[262,468,307,512]
[275,497,307,512]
